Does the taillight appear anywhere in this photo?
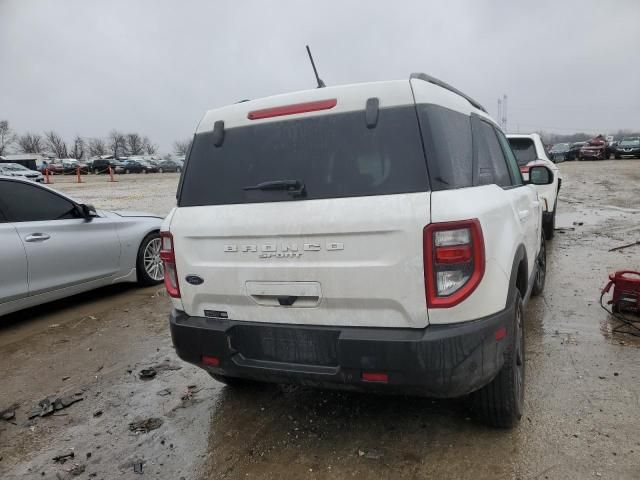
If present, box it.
[160,231,180,298]
[423,219,485,308]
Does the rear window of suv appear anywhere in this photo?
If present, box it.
[178,106,429,206]
[507,138,537,166]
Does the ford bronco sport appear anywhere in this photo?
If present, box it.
[163,73,553,427]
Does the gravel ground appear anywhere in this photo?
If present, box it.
[1,161,639,479]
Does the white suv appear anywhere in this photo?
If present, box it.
[163,73,554,427]
[507,134,561,239]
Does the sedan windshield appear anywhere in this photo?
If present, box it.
[620,139,640,147]
[3,163,29,171]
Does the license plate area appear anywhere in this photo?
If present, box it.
[229,324,339,366]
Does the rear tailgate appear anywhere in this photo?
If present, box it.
[172,82,431,329]
[171,192,430,328]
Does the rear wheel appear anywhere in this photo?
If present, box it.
[532,235,546,296]
[137,232,163,286]
[473,291,525,428]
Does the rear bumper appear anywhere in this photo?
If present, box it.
[169,303,514,398]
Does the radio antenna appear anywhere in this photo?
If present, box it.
[305,45,325,88]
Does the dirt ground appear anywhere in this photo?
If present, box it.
[1,162,640,479]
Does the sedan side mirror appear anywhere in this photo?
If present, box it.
[79,203,98,220]
[528,166,554,185]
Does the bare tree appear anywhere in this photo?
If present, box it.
[142,136,158,155]
[173,138,192,156]
[69,136,85,160]
[44,131,69,158]
[0,120,14,156]
[108,130,127,159]
[88,138,107,157]
[125,133,145,156]
[16,132,44,154]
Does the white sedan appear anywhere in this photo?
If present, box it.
[0,162,44,182]
[0,176,164,316]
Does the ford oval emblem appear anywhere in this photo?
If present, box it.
[185,275,204,285]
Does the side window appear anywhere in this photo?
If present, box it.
[416,104,473,190]
[473,119,513,187]
[0,180,80,222]
[495,129,524,186]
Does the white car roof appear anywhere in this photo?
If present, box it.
[197,75,494,134]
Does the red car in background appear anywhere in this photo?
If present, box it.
[579,135,607,160]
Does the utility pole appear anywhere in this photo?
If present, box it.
[501,94,508,132]
[497,98,502,126]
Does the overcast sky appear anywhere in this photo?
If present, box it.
[1,0,639,153]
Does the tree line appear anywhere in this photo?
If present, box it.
[0,120,192,160]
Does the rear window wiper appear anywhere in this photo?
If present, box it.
[243,179,307,197]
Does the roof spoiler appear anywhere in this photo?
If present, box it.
[410,72,487,114]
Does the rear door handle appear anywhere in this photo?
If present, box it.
[518,210,530,221]
[25,233,51,242]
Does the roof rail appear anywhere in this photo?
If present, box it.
[410,72,487,113]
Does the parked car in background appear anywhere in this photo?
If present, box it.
[40,161,64,175]
[579,135,607,161]
[91,158,119,174]
[0,177,164,317]
[157,159,182,173]
[605,140,618,159]
[548,143,571,162]
[139,161,158,173]
[507,133,561,239]
[61,159,89,174]
[122,160,149,174]
[567,141,587,161]
[0,162,44,182]
[614,138,640,159]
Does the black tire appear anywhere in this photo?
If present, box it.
[615,155,621,159]
[209,373,257,387]
[531,235,546,297]
[473,291,525,428]
[136,232,163,286]
[543,206,556,240]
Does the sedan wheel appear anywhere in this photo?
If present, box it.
[137,233,164,285]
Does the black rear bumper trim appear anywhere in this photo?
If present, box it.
[169,304,514,398]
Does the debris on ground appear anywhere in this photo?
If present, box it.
[133,460,145,474]
[157,388,172,397]
[53,452,75,464]
[93,410,103,418]
[609,240,640,252]
[68,463,86,476]
[358,449,384,460]
[138,368,157,380]
[129,417,163,434]
[181,384,200,401]
[138,360,182,380]
[1,403,18,422]
[28,394,84,419]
